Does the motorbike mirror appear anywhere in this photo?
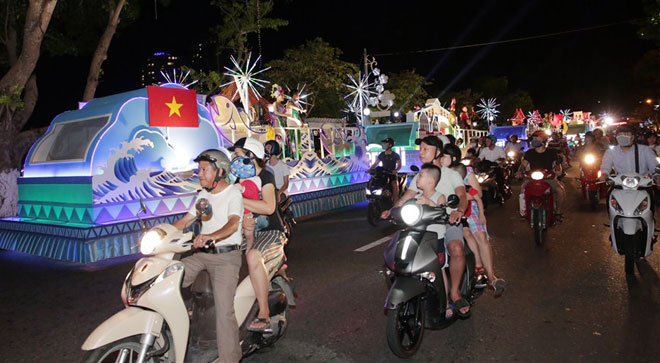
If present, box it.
[410,165,419,172]
[137,199,148,231]
[447,194,459,208]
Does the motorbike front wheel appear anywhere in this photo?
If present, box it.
[367,202,381,227]
[624,235,635,275]
[532,208,544,245]
[83,332,175,363]
[386,296,425,358]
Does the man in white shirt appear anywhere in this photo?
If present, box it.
[381,136,471,317]
[479,135,506,162]
[172,149,243,363]
[265,140,291,199]
[600,125,659,177]
[505,134,525,153]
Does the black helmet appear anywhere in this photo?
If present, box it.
[265,140,282,156]
[381,137,395,146]
[442,143,462,166]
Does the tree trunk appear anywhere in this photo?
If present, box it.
[0,0,57,92]
[82,0,126,101]
[13,74,38,131]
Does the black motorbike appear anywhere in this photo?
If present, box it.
[383,196,476,358]
[279,194,296,240]
[366,167,407,226]
[504,149,522,182]
[473,160,511,209]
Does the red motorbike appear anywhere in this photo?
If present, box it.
[523,169,556,245]
[579,152,606,210]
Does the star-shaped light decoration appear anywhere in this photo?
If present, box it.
[560,109,573,123]
[344,72,378,116]
[221,53,270,119]
[159,69,198,88]
[285,83,312,108]
[476,98,500,122]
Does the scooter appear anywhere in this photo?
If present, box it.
[366,167,408,226]
[474,160,509,208]
[279,194,296,240]
[607,173,656,274]
[523,169,556,245]
[382,196,476,358]
[81,222,295,363]
[504,150,521,182]
[579,153,606,210]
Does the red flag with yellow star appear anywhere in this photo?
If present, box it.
[147,86,199,127]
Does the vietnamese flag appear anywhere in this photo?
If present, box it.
[147,86,199,127]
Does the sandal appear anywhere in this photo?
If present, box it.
[247,317,272,333]
[445,303,454,319]
[490,278,506,298]
[453,298,471,318]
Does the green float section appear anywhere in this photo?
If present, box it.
[18,183,92,204]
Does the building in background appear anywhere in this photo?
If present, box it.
[140,52,181,87]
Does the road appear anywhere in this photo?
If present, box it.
[2,163,660,362]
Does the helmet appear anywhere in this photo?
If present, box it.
[616,124,635,135]
[531,130,549,140]
[381,137,395,146]
[228,137,265,159]
[265,140,282,156]
[194,149,231,177]
[442,143,462,166]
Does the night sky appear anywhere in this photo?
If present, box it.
[30,0,654,128]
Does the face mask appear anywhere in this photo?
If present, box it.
[230,156,256,179]
[616,135,632,146]
[530,140,543,148]
[470,143,477,148]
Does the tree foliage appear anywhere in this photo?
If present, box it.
[268,38,357,117]
[211,0,288,62]
[637,0,660,47]
[386,69,429,112]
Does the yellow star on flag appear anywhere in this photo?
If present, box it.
[165,96,183,117]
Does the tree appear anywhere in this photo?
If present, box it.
[637,0,660,47]
[0,0,57,172]
[268,38,358,117]
[387,69,429,112]
[501,90,534,122]
[445,88,482,111]
[211,0,287,63]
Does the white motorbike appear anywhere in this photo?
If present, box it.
[607,173,656,274]
[81,223,295,363]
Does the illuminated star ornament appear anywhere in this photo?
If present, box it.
[221,53,270,119]
[344,72,377,116]
[159,69,198,88]
[476,98,500,121]
[560,109,573,123]
[285,83,312,108]
[165,96,183,117]
[527,110,543,125]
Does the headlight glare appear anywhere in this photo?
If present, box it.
[401,204,422,225]
[623,177,639,189]
[140,230,162,255]
[531,171,544,180]
[584,154,595,165]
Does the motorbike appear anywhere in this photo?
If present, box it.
[81,221,295,363]
[279,194,296,240]
[607,173,657,274]
[382,196,476,358]
[473,160,510,209]
[504,150,522,182]
[579,153,606,210]
[522,169,556,245]
[366,166,408,226]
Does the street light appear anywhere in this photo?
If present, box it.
[646,98,653,104]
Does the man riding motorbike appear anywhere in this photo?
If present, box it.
[368,137,402,204]
[478,135,507,197]
[381,135,471,316]
[599,124,659,181]
[516,130,566,221]
[505,134,524,153]
[171,149,243,363]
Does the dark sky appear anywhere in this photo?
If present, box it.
[30,0,654,128]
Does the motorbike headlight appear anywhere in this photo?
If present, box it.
[623,177,639,189]
[634,197,649,215]
[477,173,487,183]
[531,171,544,180]
[401,204,423,225]
[140,230,164,255]
[372,189,382,196]
[597,170,602,178]
[460,159,471,166]
[610,195,624,214]
[584,154,595,165]
[507,151,516,158]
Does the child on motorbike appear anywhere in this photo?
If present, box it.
[230,156,262,250]
[414,163,455,318]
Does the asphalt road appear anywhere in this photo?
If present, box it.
[2,163,660,362]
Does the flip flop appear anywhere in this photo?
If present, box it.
[453,298,471,318]
[247,317,272,333]
[445,303,454,319]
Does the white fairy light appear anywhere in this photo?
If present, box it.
[221,53,271,115]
